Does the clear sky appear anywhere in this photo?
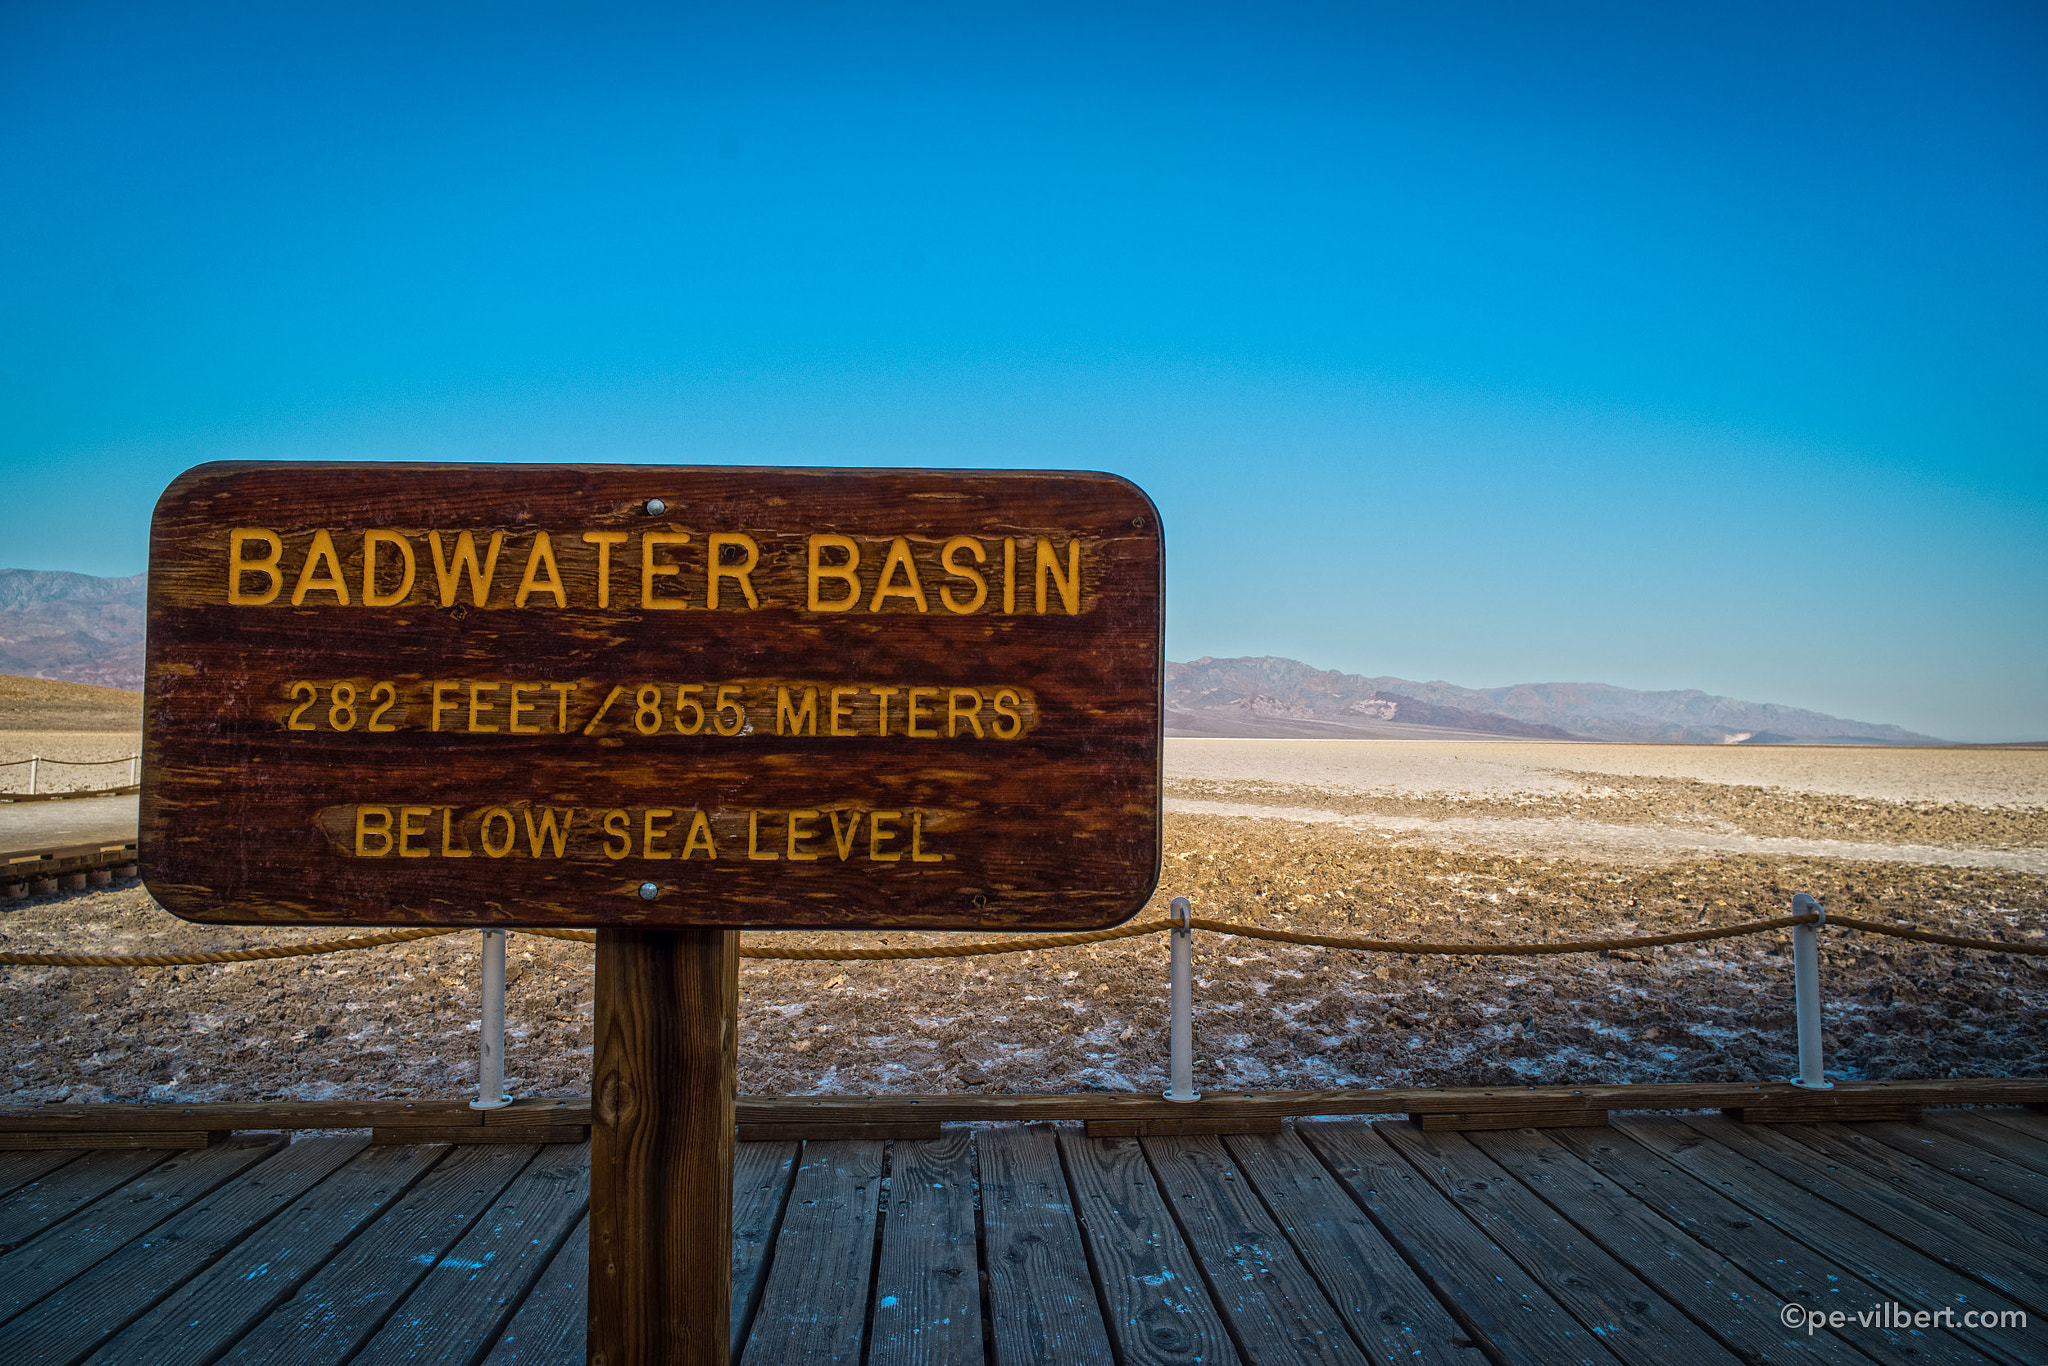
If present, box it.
[2,3,2043,740]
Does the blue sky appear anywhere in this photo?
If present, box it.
[2,3,2043,740]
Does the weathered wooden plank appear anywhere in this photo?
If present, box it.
[739,1121,942,1142]
[0,1137,280,1327]
[0,1130,220,1150]
[1375,1120,1741,1366]
[1142,1135,1368,1365]
[370,1125,588,1145]
[1473,1127,1871,1364]
[1808,1118,2048,1225]
[349,1140,589,1366]
[144,464,1164,931]
[1297,1120,1621,1365]
[1726,1099,1922,1125]
[1971,1109,2048,1170]
[978,1125,1115,1366]
[481,1210,590,1366]
[590,927,736,1366]
[1222,1129,1484,1365]
[869,1130,984,1366]
[1921,1111,2048,1182]
[1056,1129,1239,1366]
[740,1139,886,1366]
[1411,1108,1606,1132]
[0,1149,166,1253]
[85,1141,445,1363]
[220,1143,537,1366]
[0,1135,361,1363]
[1086,1117,1280,1138]
[1684,1116,2048,1316]
[1615,1118,2039,1366]
[0,1151,87,1201]
[0,1100,479,1132]
[730,1141,800,1360]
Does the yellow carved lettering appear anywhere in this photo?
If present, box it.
[397,806,432,858]
[602,809,631,859]
[362,531,416,606]
[642,531,691,609]
[947,688,984,738]
[991,688,1024,739]
[868,536,928,613]
[1035,538,1081,614]
[228,529,284,606]
[441,807,473,858]
[1003,537,1016,614]
[524,807,572,858]
[515,532,567,607]
[939,536,987,614]
[291,529,351,606]
[479,808,516,858]
[807,534,861,611]
[748,810,780,860]
[870,686,898,737]
[354,806,392,856]
[911,810,942,862]
[643,808,675,860]
[828,687,858,736]
[706,532,760,609]
[828,810,861,860]
[429,531,504,608]
[869,810,903,861]
[468,682,499,733]
[787,809,820,861]
[777,686,818,736]
[507,684,539,734]
[582,531,628,607]
[905,687,938,738]
[681,811,717,860]
[548,682,577,732]
[431,681,460,732]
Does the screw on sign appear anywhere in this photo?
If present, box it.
[141,463,1165,1365]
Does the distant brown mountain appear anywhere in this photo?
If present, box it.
[0,569,146,693]
[1168,656,1945,745]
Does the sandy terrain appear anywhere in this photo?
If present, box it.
[0,731,140,796]
[0,739,2042,1104]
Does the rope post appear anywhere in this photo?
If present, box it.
[1164,896,1199,1103]
[1789,893,1832,1089]
[470,928,512,1110]
[129,755,139,787]
[27,756,37,796]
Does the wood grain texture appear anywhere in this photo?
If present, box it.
[352,1140,591,1366]
[1472,1127,1872,1365]
[739,1139,887,1366]
[0,1149,165,1253]
[0,1151,88,1203]
[729,1141,800,1360]
[1922,1111,2048,1181]
[142,463,1162,929]
[482,1209,592,1366]
[1296,1121,1622,1365]
[1056,1130,1239,1366]
[1139,1135,1369,1365]
[222,1143,539,1366]
[1221,1129,1472,1365]
[1552,1124,1992,1366]
[1372,1120,1740,1366]
[869,1130,983,1366]
[0,1137,280,1328]
[0,1135,360,1363]
[87,1141,442,1364]
[589,928,737,1366]
[977,1125,1116,1366]
[1615,1117,2041,1365]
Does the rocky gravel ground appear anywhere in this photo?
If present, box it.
[2,796,2043,1104]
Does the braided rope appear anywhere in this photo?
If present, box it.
[0,910,2040,968]
[0,926,460,967]
[0,755,138,767]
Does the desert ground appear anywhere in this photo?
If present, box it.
[1,737,2043,1104]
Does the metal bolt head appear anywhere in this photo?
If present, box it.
[638,882,659,901]
[644,498,667,516]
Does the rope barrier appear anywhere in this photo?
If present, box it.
[0,755,138,767]
[0,908,2038,968]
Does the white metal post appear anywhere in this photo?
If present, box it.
[1164,896,1199,1102]
[27,756,37,795]
[129,755,139,787]
[471,928,511,1109]
[1789,893,1831,1089]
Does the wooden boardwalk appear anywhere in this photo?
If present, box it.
[0,1111,2043,1364]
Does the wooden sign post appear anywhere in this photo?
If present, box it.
[142,463,1164,1363]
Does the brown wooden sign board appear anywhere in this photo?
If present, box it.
[141,462,1162,930]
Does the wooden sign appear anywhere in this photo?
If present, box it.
[141,463,1162,930]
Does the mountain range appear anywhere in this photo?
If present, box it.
[0,568,1945,744]
[1167,656,1945,745]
